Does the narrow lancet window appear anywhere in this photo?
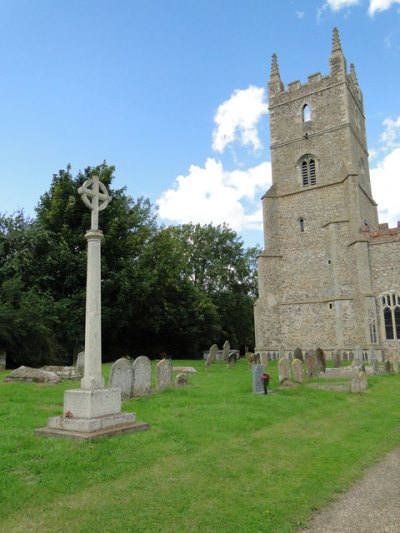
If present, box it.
[303,104,311,122]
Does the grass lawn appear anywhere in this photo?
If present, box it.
[1,359,400,532]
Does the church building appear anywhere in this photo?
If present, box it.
[254,28,400,360]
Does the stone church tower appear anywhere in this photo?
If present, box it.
[254,28,400,359]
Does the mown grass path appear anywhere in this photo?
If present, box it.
[1,360,399,532]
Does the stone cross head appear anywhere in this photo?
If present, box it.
[78,175,111,230]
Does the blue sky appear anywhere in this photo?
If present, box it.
[1,0,400,247]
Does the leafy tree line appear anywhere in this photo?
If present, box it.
[0,163,260,367]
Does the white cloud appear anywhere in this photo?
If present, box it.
[212,86,268,153]
[326,0,360,10]
[296,10,305,18]
[157,159,271,231]
[380,115,400,149]
[369,0,400,15]
[371,147,400,226]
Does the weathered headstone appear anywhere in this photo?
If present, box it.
[332,350,341,368]
[259,352,268,366]
[222,340,230,361]
[41,366,80,380]
[279,345,285,359]
[342,351,348,362]
[228,352,237,369]
[384,360,392,374]
[75,350,85,376]
[294,347,303,361]
[315,347,326,372]
[0,351,6,370]
[5,366,61,384]
[353,346,363,368]
[253,352,261,364]
[108,358,134,401]
[157,358,173,392]
[291,358,304,383]
[370,359,379,375]
[175,373,188,387]
[252,364,265,394]
[305,351,318,378]
[351,371,368,393]
[132,356,152,396]
[205,344,218,367]
[278,356,291,384]
[368,347,376,363]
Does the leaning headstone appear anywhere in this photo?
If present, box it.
[294,347,303,361]
[228,352,237,369]
[315,347,326,372]
[351,371,368,393]
[5,366,61,384]
[132,356,152,396]
[205,344,218,367]
[305,351,318,378]
[175,373,188,387]
[252,364,265,394]
[278,356,291,385]
[75,350,85,376]
[332,350,341,368]
[291,358,304,383]
[222,340,230,361]
[108,358,134,401]
[157,358,173,392]
[0,351,6,370]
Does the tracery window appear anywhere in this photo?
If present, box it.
[381,292,400,340]
[301,157,316,187]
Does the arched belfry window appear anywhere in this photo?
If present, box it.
[381,292,400,340]
[299,218,305,232]
[301,156,316,187]
[302,104,311,122]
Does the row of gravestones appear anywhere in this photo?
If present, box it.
[205,341,237,368]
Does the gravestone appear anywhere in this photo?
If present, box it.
[259,352,268,366]
[205,344,218,367]
[252,364,265,394]
[342,351,348,362]
[75,351,85,376]
[384,360,392,374]
[370,359,379,375]
[108,358,134,401]
[278,356,291,384]
[305,351,318,378]
[368,347,376,363]
[332,350,341,368]
[222,340,230,361]
[132,356,152,396]
[353,346,363,368]
[5,366,61,384]
[267,352,271,361]
[291,358,304,383]
[351,371,368,393]
[157,358,173,392]
[0,351,6,370]
[294,347,303,361]
[42,366,80,380]
[348,351,354,362]
[315,347,326,372]
[253,352,261,364]
[175,373,188,387]
[228,352,237,368]
[279,346,285,359]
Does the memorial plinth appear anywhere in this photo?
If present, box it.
[36,176,149,440]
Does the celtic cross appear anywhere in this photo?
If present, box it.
[78,175,111,230]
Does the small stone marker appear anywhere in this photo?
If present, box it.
[332,350,341,368]
[351,371,368,393]
[173,366,197,374]
[222,340,230,361]
[305,351,318,377]
[384,360,392,373]
[205,344,218,367]
[157,358,173,392]
[108,358,134,401]
[315,347,326,372]
[5,366,61,384]
[0,351,6,370]
[278,356,291,384]
[132,356,152,396]
[291,358,304,383]
[228,352,237,368]
[370,359,379,374]
[175,373,188,387]
[252,364,265,394]
[75,351,85,376]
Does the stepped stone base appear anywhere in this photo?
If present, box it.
[35,387,149,441]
